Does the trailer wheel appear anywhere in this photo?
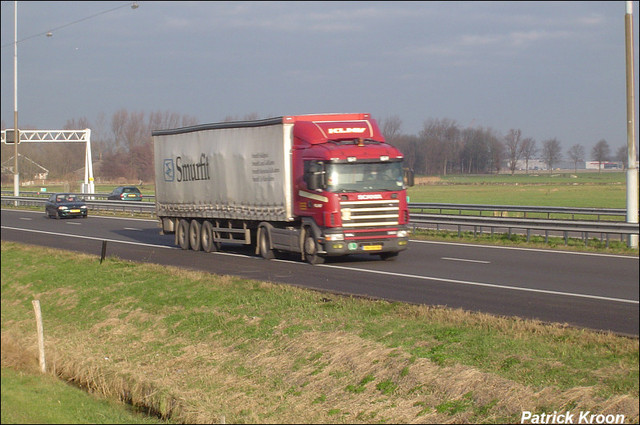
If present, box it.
[189,219,202,251]
[177,219,190,250]
[303,230,324,265]
[201,220,220,253]
[258,227,275,260]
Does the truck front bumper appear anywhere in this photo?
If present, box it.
[319,228,409,257]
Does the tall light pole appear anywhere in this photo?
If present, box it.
[625,1,638,248]
[13,0,19,196]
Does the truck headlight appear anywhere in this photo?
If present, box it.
[325,233,344,241]
[397,230,408,238]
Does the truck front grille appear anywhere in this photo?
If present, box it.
[339,199,399,228]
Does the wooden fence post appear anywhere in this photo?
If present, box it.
[32,300,46,373]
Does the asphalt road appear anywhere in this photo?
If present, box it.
[2,209,638,336]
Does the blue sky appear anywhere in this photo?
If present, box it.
[1,1,639,154]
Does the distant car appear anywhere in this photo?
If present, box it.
[45,193,88,219]
[107,186,142,201]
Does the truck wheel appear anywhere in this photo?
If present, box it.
[201,220,220,253]
[258,227,275,260]
[303,231,324,265]
[189,219,202,251]
[177,219,190,250]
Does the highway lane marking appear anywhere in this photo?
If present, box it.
[412,239,639,260]
[124,227,143,231]
[1,226,175,249]
[19,217,32,220]
[318,263,639,305]
[442,257,490,264]
[3,225,638,305]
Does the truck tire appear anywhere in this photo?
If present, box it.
[258,227,275,260]
[177,219,190,250]
[201,220,220,253]
[189,219,202,251]
[303,230,324,265]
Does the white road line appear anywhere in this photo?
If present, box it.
[318,263,639,305]
[412,239,639,260]
[442,257,490,264]
[1,226,174,249]
[124,227,142,231]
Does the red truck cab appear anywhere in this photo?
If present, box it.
[287,114,412,263]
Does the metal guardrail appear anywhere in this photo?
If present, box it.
[0,191,155,202]
[409,212,639,245]
[0,195,155,214]
[407,203,638,246]
[2,195,638,246]
[409,203,628,220]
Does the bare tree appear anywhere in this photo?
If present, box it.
[487,130,505,174]
[420,118,461,175]
[111,108,129,150]
[122,110,147,149]
[504,128,523,175]
[520,138,537,173]
[591,139,610,172]
[615,145,628,169]
[542,138,562,171]
[64,117,91,130]
[460,127,497,174]
[391,134,421,174]
[567,144,585,173]
[380,115,403,141]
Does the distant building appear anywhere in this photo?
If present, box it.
[585,161,623,170]
[513,159,548,171]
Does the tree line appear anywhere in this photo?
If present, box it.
[1,111,631,184]
[380,115,630,176]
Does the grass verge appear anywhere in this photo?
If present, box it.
[1,241,638,424]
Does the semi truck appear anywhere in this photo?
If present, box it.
[152,113,413,264]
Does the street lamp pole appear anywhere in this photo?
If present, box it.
[13,0,19,196]
[625,1,638,248]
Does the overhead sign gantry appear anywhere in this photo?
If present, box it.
[1,129,94,194]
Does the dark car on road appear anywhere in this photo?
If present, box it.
[45,193,88,219]
[107,186,142,201]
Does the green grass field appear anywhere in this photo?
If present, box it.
[1,242,638,424]
[407,172,628,207]
[1,367,172,424]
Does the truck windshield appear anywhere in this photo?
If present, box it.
[326,162,404,193]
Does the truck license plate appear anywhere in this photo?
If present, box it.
[363,245,382,251]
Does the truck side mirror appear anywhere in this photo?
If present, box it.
[404,168,415,187]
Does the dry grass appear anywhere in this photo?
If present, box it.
[2,323,638,424]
